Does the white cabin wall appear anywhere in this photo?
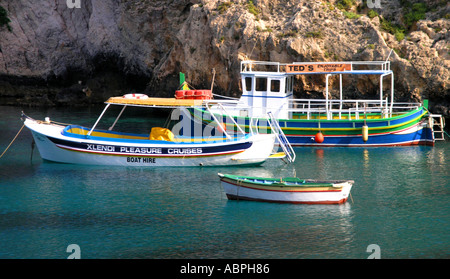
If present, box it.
[236,73,291,119]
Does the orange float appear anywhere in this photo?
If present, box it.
[315,132,324,143]
[175,90,213,100]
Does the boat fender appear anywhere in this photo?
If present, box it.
[315,132,324,143]
[175,90,185,99]
[123,93,149,100]
[217,122,227,133]
[362,125,369,142]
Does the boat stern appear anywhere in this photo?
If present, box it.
[333,180,354,203]
[230,134,276,164]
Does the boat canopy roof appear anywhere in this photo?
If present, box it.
[96,96,249,141]
[106,97,204,108]
[240,60,392,76]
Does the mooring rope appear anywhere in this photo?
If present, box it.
[0,124,25,159]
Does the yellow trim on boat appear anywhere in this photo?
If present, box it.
[293,113,403,120]
[268,152,286,158]
[173,137,230,143]
[218,111,426,132]
[284,111,427,131]
[67,127,148,140]
[106,97,204,107]
[67,127,230,143]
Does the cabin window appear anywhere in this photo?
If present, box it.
[245,77,252,91]
[270,80,280,92]
[286,76,293,93]
[255,77,267,91]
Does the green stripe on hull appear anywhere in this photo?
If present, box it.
[193,107,427,137]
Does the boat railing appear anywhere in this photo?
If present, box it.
[203,98,421,121]
[267,112,296,163]
[204,102,247,140]
[241,61,283,73]
[288,98,421,120]
[204,101,275,136]
[389,102,422,110]
[203,99,240,106]
[241,60,391,74]
[203,99,254,116]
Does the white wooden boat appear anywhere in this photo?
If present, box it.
[22,96,291,167]
[218,173,354,204]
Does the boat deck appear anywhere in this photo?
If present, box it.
[222,174,353,187]
[62,125,241,144]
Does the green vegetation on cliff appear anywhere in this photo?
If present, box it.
[0,6,12,32]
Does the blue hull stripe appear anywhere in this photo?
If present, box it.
[47,137,252,157]
[286,126,434,146]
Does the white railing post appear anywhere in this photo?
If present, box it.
[325,74,331,119]
[390,72,394,117]
[88,104,110,137]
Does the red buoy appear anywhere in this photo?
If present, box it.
[315,132,324,143]
[217,122,227,133]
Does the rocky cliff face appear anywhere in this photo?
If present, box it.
[0,0,449,118]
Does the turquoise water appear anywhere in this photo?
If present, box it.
[0,105,449,259]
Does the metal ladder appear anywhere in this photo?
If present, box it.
[429,114,445,141]
[267,112,296,163]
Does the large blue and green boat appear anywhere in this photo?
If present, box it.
[187,59,445,147]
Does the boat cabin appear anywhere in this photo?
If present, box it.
[235,60,401,121]
[238,62,294,119]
